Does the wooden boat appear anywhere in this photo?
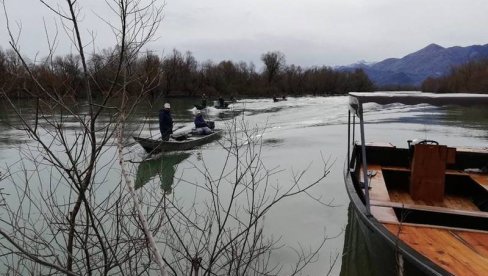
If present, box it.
[213,99,230,109]
[272,97,287,102]
[134,129,223,154]
[214,104,229,109]
[344,92,488,275]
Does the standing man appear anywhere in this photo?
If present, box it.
[201,93,207,108]
[159,103,173,141]
[218,96,225,108]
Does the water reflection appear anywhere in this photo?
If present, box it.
[340,204,374,276]
[134,152,191,193]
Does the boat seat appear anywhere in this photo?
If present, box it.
[382,166,488,193]
[371,200,488,219]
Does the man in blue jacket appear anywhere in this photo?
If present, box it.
[194,111,212,135]
[159,103,173,141]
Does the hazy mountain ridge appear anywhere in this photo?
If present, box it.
[341,43,488,87]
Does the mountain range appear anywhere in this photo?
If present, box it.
[340,43,488,87]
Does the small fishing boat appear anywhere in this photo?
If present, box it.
[344,92,488,275]
[213,100,230,109]
[194,104,206,110]
[214,105,229,110]
[272,97,287,102]
[134,129,223,154]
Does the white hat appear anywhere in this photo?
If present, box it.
[164,103,170,109]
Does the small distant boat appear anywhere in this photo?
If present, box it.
[214,104,229,109]
[273,97,287,102]
[213,100,230,109]
[344,92,488,275]
[134,130,223,154]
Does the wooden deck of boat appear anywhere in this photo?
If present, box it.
[360,163,488,275]
[362,164,488,211]
[384,224,488,275]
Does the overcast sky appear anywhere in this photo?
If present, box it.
[1,0,488,68]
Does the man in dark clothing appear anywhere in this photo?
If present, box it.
[194,111,212,135]
[201,93,207,108]
[159,103,173,141]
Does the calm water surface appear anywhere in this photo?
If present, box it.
[0,94,487,275]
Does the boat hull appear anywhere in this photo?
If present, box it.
[134,130,223,154]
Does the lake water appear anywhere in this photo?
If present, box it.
[0,94,487,275]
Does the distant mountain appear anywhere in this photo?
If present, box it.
[340,43,488,87]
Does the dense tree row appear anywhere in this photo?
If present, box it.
[421,59,488,93]
[0,48,374,98]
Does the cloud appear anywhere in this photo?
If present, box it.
[2,0,488,66]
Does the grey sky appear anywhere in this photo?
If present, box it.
[1,0,488,67]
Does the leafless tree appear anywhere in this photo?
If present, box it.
[0,0,336,275]
[0,0,167,274]
[261,51,286,84]
[132,117,334,275]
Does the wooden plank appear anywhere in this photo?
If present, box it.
[382,166,468,177]
[367,165,486,207]
[371,206,399,223]
[469,173,488,192]
[384,224,488,276]
[457,147,488,154]
[455,231,488,257]
[382,166,488,192]
[360,164,391,202]
[382,166,410,172]
[383,165,471,176]
[387,189,480,211]
[371,200,487,218]
[410,144,449,202]
[447,147,456,164]
[365,142,395,148]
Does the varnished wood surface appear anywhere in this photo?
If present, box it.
[470,173,488,191]
[360,164,391,202]
[362,165,480,211]
[365,142,395,148]
[355,145,488,275]
[384,223,488,276]
[371,200,488,220]
[370,206,399,223]
[456,146,488,154]
[410,144,450,202]
[388,190,480,211]
[361,163,488,275]
[360,164,483,220]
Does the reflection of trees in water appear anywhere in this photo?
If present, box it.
[134,152,191,193]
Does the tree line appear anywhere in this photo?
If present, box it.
[0,47,374,99]
[421,59,488,93]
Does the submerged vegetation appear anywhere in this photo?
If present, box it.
[0,47,374,99]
